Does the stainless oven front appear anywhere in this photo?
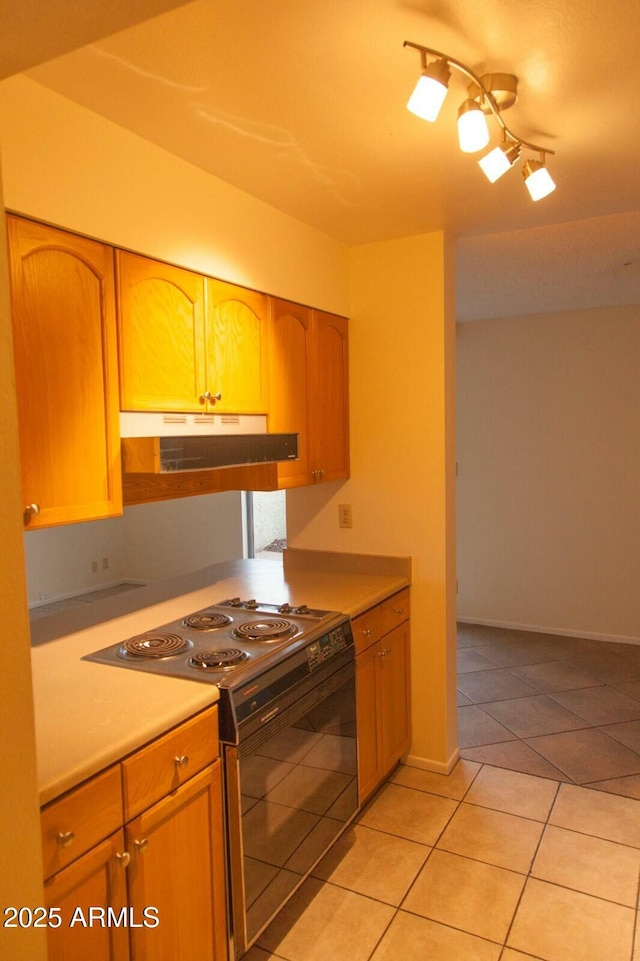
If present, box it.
[220,632,357,958]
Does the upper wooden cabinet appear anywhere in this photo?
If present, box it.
[116,252,269,415]
[7,215,122,529]
[116,251,206,412]
[269,299,349,487]
[205,278,269,414]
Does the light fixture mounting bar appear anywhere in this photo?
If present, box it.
[403,41,554,157]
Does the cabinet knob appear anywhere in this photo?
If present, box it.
[199,391,222,405]
[56,830,75,848]
[114,851,131,868]
[362,629,372,637]
[394,607,404,615]
[133,838,149,854]
[23,503,40,524]
[174,754,189,769]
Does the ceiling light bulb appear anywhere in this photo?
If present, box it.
[478,142,521,182]
[523,159,556,201]
[407,59,451,122]
[457,99,490,153]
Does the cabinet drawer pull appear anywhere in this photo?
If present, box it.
[379,647,391,658]
[394,607,404,615]
[133,838,149,854]
[174,754,190,769]
[114,851,130,868]
[362,629,372,637]
[56,830,75,848]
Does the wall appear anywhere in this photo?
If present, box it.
[457,305,640,642]
[0,175,46,960]
[24,492,245,604]
[287,233,458,771]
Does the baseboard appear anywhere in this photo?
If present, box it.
[403,747,460,775]
[456,615,640,647]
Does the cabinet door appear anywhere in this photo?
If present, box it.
[356,641,383,805]
[269,297,312,486]
[205,278,269,413]
[44,830,130,961]
[308,310,349,482]
[117,251,206,412]
[379,623,411,772]
[7,216,122,529]
[126,762,227,961]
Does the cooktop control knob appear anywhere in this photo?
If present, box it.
[279,603,293,614]
[295,605,309,615]
[245,599,259,609]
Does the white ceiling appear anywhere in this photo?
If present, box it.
[6,0,640,318]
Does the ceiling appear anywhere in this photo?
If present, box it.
[5,0,640,318]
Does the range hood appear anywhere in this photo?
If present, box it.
[120,412,298,474]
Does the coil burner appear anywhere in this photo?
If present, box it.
[232,619,297,643]
[181,612,232,631]
[119,632,192,659]
[188,649,249,671]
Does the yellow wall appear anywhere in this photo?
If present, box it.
[0,75,350,315]
[0,189,46,960]
[287,233,458,769]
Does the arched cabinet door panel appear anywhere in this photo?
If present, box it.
[116,251,206,412]
[8,215,122,529]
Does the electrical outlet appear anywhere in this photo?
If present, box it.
[338,504,353,529]
[102,557,109,570]
[91,560,98,573]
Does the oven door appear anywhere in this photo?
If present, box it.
[224,658,357,958]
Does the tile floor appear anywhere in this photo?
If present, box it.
[457,623,640,799]
[245,624,640,961]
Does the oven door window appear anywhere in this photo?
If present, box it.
[236,664,357,948]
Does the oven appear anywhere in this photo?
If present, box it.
[83,596,358,959]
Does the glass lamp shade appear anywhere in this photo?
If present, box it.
[523,159,556,200]
[478,142,521,182]
[406,60,450,122]
[457,100,490,153]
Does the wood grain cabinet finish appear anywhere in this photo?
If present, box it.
[7,215,122,529]
[39,706,225,961]
[354,589,411,804]
[116,252,269,415]
[116,251,206,412]
[269,298,349,487]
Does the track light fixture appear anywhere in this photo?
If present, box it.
[404,41,556,201]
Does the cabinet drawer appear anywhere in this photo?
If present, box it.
[352,605,383,654]
[122,706,219,820]
[41,765,122,879]
[381,589,410,635]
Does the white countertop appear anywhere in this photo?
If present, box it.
[32,553,409,805]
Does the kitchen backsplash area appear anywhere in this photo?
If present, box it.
[24,490,246,609]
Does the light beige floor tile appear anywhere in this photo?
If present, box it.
[550,782,640,847]
[257,877,394,961]
[390,759,480,800]
[437,802,544,872]
[532,824,640,905]
[508,877,635,961]
[243,947,288,961]
[464,764,558,821]
[402,849,525,942]
[370,910,501,961]
[501,951,545,961]
[358,782,457,845]
[312,824,429,905]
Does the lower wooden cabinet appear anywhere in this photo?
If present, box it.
[44,830,130,961]
[126,762,226,961]
[354,590,411,804]
[40,707,226,961]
